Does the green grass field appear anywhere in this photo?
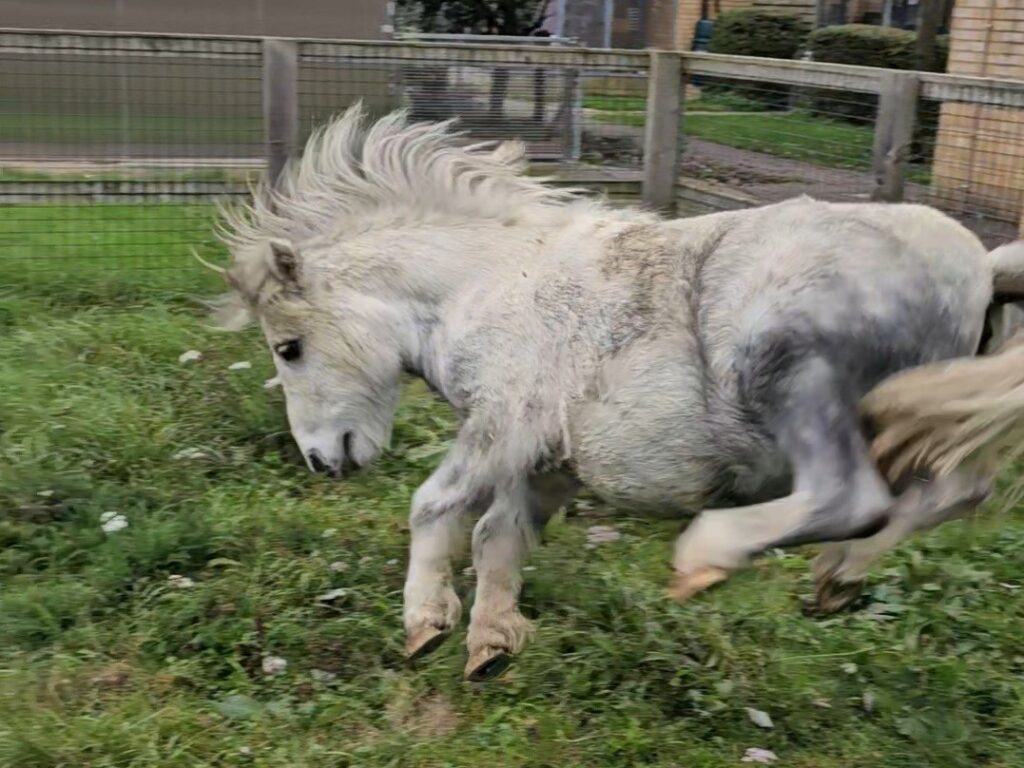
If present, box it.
[2,205,1023,767]
[0,111,262,145]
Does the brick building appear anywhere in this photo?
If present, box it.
[931,0,1024,232]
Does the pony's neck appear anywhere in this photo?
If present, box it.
[340,218,558,392]
[344,217,556,303]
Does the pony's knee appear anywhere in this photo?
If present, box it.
[775,475,891,548]
[472,507,536,565]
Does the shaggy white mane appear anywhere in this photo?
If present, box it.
[219,103,577,267]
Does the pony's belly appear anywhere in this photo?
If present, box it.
[567,361,720,515]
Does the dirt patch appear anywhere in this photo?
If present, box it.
[581,132,642,166]
[386,691,461,738]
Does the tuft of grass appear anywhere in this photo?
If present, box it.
[1,207,1023,767]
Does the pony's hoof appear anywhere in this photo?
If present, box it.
[405,625,449,660]
[813,574,866,615]
[668,565,729,602]
[464,646,512,682]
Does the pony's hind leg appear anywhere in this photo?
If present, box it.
[813,469,993,613]
[671,356,893,600]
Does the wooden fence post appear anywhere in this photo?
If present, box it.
[262,38,299,190]
[871,71,920,203]
[643,50,683,214]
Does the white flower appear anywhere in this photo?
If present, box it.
[37,490,55,498]
[742,747,778,764]
[261,656,287,676]
[328,561,348,573]
[585,525,621,548]
[178,350,203,364]
[386,558,399,566]
[316,588,347,604]
[745,708,774,729]
[168,574,195,589]
[228,361,252,371]
[100,512,129,533]
[321,528,337,538]
[311,669,337,683]
[173,447,207,461]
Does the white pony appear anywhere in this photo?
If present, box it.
[213,105,1024,680]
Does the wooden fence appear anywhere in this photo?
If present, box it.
[2,29,1022,253]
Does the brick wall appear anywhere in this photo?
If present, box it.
[674,0,755,51]
[932,0,1024,232]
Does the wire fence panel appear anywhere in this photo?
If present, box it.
[677,76,879,216]
[297,41,648,165]
[0,30,1021,283]
[916,93,1024,248]
[0,32,260,276]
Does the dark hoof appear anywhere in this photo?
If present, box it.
[464,646,512,681]
[405,625,449,660]
[813,576,866,615]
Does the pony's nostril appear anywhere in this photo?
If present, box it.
[341,432,357,469]
[308,449,329,474]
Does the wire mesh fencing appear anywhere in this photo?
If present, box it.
[0,31,650,280]
[915,87,1024,247]
[0,29,1021,285]
[678,57,1024,249]
[676,75,880,216]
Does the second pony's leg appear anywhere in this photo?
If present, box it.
[813,470,993,613]
[671,357,893,600]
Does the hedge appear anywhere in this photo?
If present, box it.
[706,10,811,108]
[808,24,949,72]
[807,24,948,123]
[708,9,811,60]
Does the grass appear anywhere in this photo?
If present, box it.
[0,110,262,145]
[593,107,877,171]
[2,205,1024,767]
[585,97,935,182]
[685,111,875,171]
[583,91,774,115]
[0,167,257,183]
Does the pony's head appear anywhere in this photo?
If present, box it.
[216,235,403,477]
[211,104,569,477]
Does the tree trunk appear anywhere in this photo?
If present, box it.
[915,0,944,71]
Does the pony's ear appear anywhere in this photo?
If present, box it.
[267,238,301,287]
[490,140,527,171]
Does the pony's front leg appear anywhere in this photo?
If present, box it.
[404,468,478,659]
[464,481,540,681]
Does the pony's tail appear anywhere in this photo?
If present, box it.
[862,240,1024,492]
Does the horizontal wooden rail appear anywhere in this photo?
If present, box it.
[2,29,1023,108]
[681,51,885,94]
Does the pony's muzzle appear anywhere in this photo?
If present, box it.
[307,448,339,478]
[306,433,358,479]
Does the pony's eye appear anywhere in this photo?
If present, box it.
[274,339,302,362]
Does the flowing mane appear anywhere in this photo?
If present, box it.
[218,103,578,258]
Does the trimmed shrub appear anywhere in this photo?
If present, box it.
[808,24,948,72]
[807,25,948,121]
[708,9,811,60]
[705,10,811,109]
